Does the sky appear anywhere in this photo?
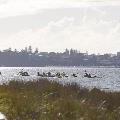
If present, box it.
[0,0,120,54]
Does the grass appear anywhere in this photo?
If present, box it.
[0,79,120,119]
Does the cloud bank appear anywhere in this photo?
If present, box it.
[0,0,120,18]
[4,15,120,54]
[0,1,120,54]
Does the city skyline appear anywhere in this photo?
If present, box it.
[0,46,120,55]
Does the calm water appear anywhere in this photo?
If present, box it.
[0,67,120,92]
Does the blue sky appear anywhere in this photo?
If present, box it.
[0,0,120,54]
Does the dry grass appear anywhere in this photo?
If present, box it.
[0,79,120,120]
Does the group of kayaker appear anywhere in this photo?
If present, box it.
[84,70,97,78]
[16,70,98,78]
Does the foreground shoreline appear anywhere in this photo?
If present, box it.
[0,79,120,119]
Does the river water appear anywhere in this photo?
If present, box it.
[0,67,120,92]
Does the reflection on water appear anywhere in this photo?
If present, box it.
[0,67,119,92]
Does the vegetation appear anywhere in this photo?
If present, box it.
[0,79,120,119]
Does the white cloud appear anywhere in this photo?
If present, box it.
[0,0,120,18]
[0,4,120,54]
[2,15,120,54]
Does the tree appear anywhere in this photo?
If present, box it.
[64,48,69,55]
[34,48,39,54]
[70,49,74,56]
[14,49,18,53]
[28,46,32,54]
[25,47,28,53]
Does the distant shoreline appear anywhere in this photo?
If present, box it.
[0,66,120,68]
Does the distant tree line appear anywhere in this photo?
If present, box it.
[0,46,119,67]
